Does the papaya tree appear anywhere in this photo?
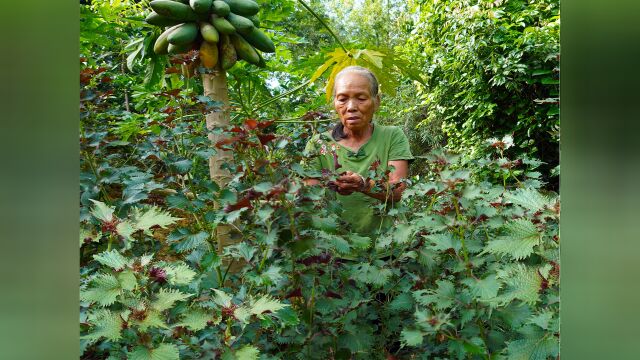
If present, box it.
[144,0,276,272]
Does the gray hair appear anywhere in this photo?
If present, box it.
[330,66,381,141]
[332,66,380,98]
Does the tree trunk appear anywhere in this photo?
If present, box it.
[202,63,242,274]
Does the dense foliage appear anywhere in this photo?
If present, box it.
[80,0,559,359]
[402,0,560,187]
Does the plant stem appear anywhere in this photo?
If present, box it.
[453,197,470,266]
[232,79,315,122]
[296,0,348,53]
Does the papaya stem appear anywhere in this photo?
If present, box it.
[296,0,348,53]
[232,79,314,121]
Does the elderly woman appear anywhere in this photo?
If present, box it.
[304,66,414,234]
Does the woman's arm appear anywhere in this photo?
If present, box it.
[335,160,409,202]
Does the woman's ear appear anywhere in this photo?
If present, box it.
[374,94,381,111]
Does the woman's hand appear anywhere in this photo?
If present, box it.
[334,171,366,195]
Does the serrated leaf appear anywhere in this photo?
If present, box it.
[177,309,211,331]
[425,232,461,252]
[226,242,256,261]
[260,265,283,285]
[256,207,274,224]
[233,305,251,324]
[393,223,414,244]
[82,310,122,341]
[171,159,192,174]
[93,250,129,270]
[140,253,154,266]
[116,220,136,246]
[528,309,555,330]
[349,234,371,249]
[311,215,338,233]
[89,199,114,222]
[338,330,374,353]
[137,310,167,331]
[497,264,543,305]
[506,331,558,360]
[166,194,191,209]
[483,219,541,260]
[80,226,99,247]
[400,328,423,347]
[351,263,392,287]
[212,289,233,307]
[129,343,179,360]
[275,307,299,326]
[462,275,502,302]
[118,270,137,291]
[152,288,191,311]
[163,263,196,285]
[131,206,181,233]
[252,182,273,193]
[81,273,121,306]
[250,295,288,316]
[414,280,455,310]
[328,234,351,254]
[506,188,555,213]
[389,292,414,311]
[235,345,259,360]
[174,231,210,253]
[225,208,247,223]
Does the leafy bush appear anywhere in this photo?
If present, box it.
[80,1,559,359]
[402,0,560,188]
[81,107,559,358]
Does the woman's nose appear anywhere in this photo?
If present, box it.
[346,99,357,111]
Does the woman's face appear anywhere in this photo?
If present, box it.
[333,72,379,133]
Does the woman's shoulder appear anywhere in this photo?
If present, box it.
[375,124,406,138]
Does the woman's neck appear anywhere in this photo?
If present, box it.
[344,123,373,143]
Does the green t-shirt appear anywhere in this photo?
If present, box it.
[303,124,414,234]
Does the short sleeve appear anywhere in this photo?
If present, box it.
[388,127,415,162]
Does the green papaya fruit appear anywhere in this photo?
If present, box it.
[256,51,266,68]
[219,34,237,70]
[240,27,275,53]
[145,11,182,26]
[211,15,236,34]
[150,0,198,21]
[168,22,199,45]
[222,0,259,16]
[153,25,181,54]
[226,12,254,35]
[189,0,212,14]
[230,33,260,65]
[247,14,260,27]
[168,42,194,54]
[211,0,231,16]
[200,21,220,43]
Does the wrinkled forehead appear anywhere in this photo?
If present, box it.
[334,72,373,96]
